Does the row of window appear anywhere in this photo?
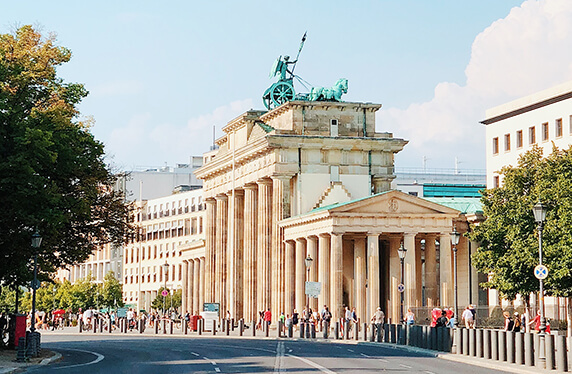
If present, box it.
[124,264,182,284]
[125,242,184,264]
[492,116,571,155]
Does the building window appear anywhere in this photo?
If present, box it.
[529,126,536,144]
[504,134,511,151]
[492,137,499,154]
[493,176,499,188]
[569,115,572,134]
[556,118,563,138]
[330,119,338,137]
[542,122,549,141]
[516,130,523,148]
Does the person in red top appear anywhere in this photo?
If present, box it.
[528,310,541,332]
[264,308,272,328]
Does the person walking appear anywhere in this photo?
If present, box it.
[405,308,415,325]
[462,306,474,329]
[371,307,385,341]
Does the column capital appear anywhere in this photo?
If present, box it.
[367,232,381,237]
[318,233,331,239]
[244,183,258,191]
[295,237,307,243]
[257,178,273,186]
[230,188,244,197]
[215,193,228,201]
[205,197,216,204]
[271,173,294,181]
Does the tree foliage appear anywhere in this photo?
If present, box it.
[151,287,182,312]
[470,145,572,300]
[0,25,133,286]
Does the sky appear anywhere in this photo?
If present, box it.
[4,0,572,173]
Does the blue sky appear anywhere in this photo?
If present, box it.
[5,0,570,172]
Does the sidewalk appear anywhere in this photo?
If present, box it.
[0,348,61,374]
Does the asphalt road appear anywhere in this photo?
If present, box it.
[26,334,510,374]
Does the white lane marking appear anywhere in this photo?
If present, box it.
[347,349,354,352]
[379,358,389,363]
[400,363,412,369]
[203,356,217,365]
[360,353,370,358]
[286,354,336,374]
[191,352,200,357]
[54,348,104,370]
[215,368,221,373]
[424,371,435,374]
[274,341,285,373]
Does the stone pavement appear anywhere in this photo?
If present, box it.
[0,348,60,374]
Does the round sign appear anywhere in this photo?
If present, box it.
[397,283,405,293]
[31,279,41,290]
[534,265,548,280]
[161,290,169,296]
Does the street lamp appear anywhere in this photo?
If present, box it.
[451,226,461,327]
[162,261,169,316]
[30,231,42,333]
[533,201,548,368]
[397,242,407,324]
[304,255,313,326]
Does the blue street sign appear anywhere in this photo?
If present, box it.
[534,265,548,280]
[397,283,405,293]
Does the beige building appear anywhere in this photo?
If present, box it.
[123,187,205,311]
[55,242,120,284]
[192,100,484,324]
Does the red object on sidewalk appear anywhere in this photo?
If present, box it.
[14,314,26,347]
[189,315,201,331]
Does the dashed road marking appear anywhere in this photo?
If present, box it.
[424,371,435,374]
[360,353,370,358]
[286,354,336,374]
[379,358,389,363]
[215,368,221,373]
[400,363,412,369]
[347,349,354,352]
[191,352,200,357]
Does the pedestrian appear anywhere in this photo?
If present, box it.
[292,309,299,331]
[371,307,385,339]
[344,306,352,338]
[436,310,448,328]
[285,314,292,330]
[264,308,272,328]
[503,311,514,331]
[462,306,474,329]
[512,312,521,332]
[528,310,541,333]
[321,306,332,332]
[405,308,415,325]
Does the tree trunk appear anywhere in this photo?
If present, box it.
[524,293,531,333]
[567,296,572,337]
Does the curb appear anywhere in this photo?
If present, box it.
[437,353,544,374]
[0,350,61,374]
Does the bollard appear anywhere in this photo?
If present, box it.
[499,331,507,362]
[239,319,244,337]
[79,319,82,333]
[100,318,104,333]
[476,329,484,358]
[484,329,491,359]
[109,319,113,334]
[311,323,316,339]
[306,322,310,339]
[93,318,98,333]
[546,334,555,370]
[276,322,281,338]
[289,322,294,338]
[154,320,159,334]
[534,333,540,368]
[226,319,230,336]
[213,321,217,336]
[422,326,429,349]
[525,332,534,367]
[515,332,524,365]
[140,319,145,334]
[390,324,397,344]
[384,323,390,343]
[377,324,383,343]
[469,329,476,356]
[198,319,203,335]
[363,323,368,342]
[265,321,269,337]
[462,328,469,355]
[184,319,188,335]
[334,322,340,340]
[355,323,359,341]
[300,322,305,338]
[252,321,256,337]
[507,331,515,363]
[444,328,453,352]
[568,337,572,372]
[491,330,499,360]
[396,324,402,344]
[428,327,434,350]
[170,320,174,335]
[231,318,235,332]
[344,321,350,340]
[556,335,568,372]
[227,319,231,335]
[437,327,444,352]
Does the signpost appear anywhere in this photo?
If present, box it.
[305,281,321,298]
[161,290,169,297]
[397,283,405,293]
[534,265,548,280]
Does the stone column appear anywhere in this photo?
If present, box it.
[205,198,216,302]
[199,257,205,313]
[187,260,195,313]
[318,234,331,311]
[331,232,344,322]
[193,259,200,314]
[295,238,307,313]
[440,233,453,308]
[354,236,367,323]
[182,260,189,314]
[388,236,401,322]
[257,179,272,312]
[404,233,417,309]
[307,235,318,310]
[367,233,380,320]
[425,234,438,307]
[456,235,470,308]
[372,176,392,193]
[228,189,244,320]
[271,175,291,320]
[215,194,228,312]
[284,240,296,316]
[243,184,258,322]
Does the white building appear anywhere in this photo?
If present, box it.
[483,81,572,188]
[122,187,205,311]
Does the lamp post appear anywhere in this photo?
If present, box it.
[451,226,461,327]
[30,231,42,333]
[397,242,407,324]
[304,255,313,326]
[162,261,169,316]
[533,201,548,368]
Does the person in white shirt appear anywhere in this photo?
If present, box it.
[461,306,474,329]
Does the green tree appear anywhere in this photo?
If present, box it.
[0,25,133,287]
[470,145,572,305]
[101,271,124,309]
[151,287,182,313]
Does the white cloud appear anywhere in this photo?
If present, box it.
[379,0,572,170]
[104,100,253,169]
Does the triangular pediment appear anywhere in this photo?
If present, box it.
[248,122,270,143]
[325,190,461,216]
[313,182,353,210]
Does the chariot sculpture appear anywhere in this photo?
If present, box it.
[262,33,348,110]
